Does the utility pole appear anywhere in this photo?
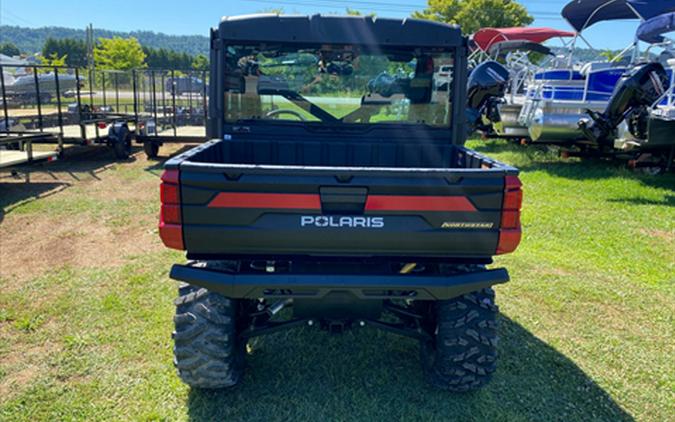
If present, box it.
[86,23,94,96]
[86,23,94,71]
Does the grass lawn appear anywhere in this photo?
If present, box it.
[0,139,673,421]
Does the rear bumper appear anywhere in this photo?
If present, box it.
[169,264,509,300]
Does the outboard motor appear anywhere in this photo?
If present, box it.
[579,62,669,145]
[466,61,510,134]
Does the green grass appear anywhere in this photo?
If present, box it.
[0,140,673,421]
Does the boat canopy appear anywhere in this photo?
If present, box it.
[636,11,675,43]
[472,27,575,51]
[628,0,675,20]
[562,0,675,32]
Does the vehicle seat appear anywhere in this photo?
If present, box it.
[534,70,584,80]
[580,61,614,77]
[585,67,626,101]
[660,52,675,67]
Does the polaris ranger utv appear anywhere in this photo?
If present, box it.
[159,14,522,392]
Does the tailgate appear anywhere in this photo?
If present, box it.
[160,164,522,259]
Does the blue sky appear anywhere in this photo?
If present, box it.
[0,0,643,50]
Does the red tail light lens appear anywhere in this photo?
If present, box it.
[161,204,181,224]
[159,221,184,250]
[159,169,184,250]
[497,175,523,255]
[161,183,180,204]
[497,230,522,255]
[500,210,519,229]
[503,188,522,211]
[161,169,180,184]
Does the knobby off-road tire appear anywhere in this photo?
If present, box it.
[173,283,245,389]
[421,287,498,392]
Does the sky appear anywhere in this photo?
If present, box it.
[0,0,645,51]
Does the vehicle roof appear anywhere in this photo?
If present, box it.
[218,14,464,48]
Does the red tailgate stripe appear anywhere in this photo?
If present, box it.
[365,195,477,212]
[208,193,321,209]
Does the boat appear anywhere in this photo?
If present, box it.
[2,70,82,105]
[579,11,675,172]
[470,27,575,138]
[519,0,675,144]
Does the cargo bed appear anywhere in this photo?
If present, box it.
[160,136,522,261]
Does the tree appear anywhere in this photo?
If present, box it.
[143,45,196,69]
[192,54,209,71]
[599,49,621,62]
[39,52,68,72]
[94,37,147,70]
[42,38,87,67]
[144,46,169,68]
[257,7,284,14]
[346,8,376,17]
[40,53,67,67]
[413,0,533,34]
[0,42,21,57]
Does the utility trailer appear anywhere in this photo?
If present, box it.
[1,64,210,163]
[0,132,60,169]
[132,69,209,158]
[159,14,523,392]
[1,64,141,160]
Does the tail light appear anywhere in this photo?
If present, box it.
[497,175,522,254]
[159,169,184,250]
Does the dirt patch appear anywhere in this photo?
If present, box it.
[0,340,62,402]
[0,147,177,283]
[0,366,39,399]
[639,228,674,243]
[0,216,161,281]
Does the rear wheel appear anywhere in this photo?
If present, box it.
[110,124,132,160]
[143,141,160,159]
[420,287,498,392]
[112,139,131,159]
[173,283,245,389]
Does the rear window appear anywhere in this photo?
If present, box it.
[223,44,455,127]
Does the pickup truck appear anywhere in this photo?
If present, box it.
[160,14,521,392]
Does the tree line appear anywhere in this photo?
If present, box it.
[0,25,209,57]
[37,37,209,71]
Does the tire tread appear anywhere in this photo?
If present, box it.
[422,286,498,392]
[173,284,244,389]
